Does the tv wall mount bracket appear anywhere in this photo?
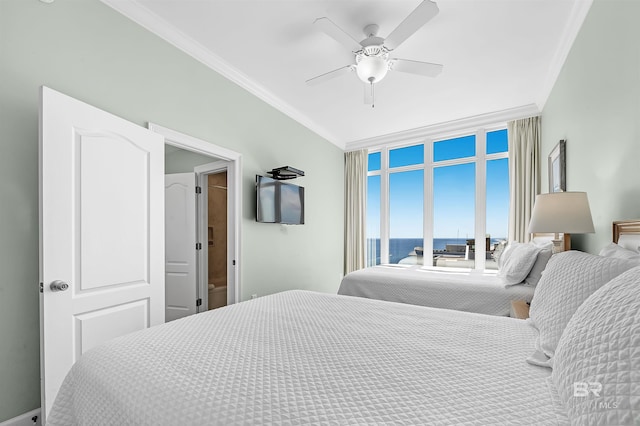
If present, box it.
[267,166,305,180]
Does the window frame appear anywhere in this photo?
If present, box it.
[366,127,509,270]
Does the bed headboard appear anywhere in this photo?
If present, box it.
[613,220,640,252]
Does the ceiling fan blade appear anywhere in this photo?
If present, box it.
[385,1,439,51]
[306,65,354,86]
[390,58,443,77]
[314,17,362,52]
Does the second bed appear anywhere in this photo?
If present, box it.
[338,265,534,316]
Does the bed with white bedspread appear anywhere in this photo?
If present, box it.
[338,265,535,316]
[47,220,640,425]
[48,290,566,425]
[338,226,638,315]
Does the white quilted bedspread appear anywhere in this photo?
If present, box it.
[338,265,535,316]
[48,291,566,425]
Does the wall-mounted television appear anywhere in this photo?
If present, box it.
[256,175,305,225]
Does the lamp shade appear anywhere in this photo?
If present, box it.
[527,192,595,234]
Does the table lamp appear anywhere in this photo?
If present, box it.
[527,192,595,252]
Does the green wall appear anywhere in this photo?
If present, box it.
[541,0,640,253]
[165,146,218,174]
[0,0,344,421]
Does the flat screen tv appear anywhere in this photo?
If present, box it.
[256,175,305,225]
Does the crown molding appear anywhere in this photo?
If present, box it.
[535,0,593,110]
[100,0,344,149]
[345,104,541,151]
[100,0,585,153]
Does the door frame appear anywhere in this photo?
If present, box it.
[149,123,242,305]
[194,161,230,311]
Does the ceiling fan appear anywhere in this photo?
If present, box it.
[306,0,443,107]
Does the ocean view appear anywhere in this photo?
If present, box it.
[367,237,505,265]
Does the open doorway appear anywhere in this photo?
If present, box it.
[206,171,227,310]
[152,123,241,322]
[193,160,231,313]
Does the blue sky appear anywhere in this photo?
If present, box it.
[367,130,509,239]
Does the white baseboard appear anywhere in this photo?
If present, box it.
[0,409,41,426]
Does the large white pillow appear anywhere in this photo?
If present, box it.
[523,241,554,287]
[497,241,541,285]
[552,266,640,425]
[528,251,638,363]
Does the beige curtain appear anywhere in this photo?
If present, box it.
[344,149,368,274]
[508,116,541,243]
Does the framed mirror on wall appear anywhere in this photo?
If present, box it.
[549,139,566,193]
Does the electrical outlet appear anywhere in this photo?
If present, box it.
[251,294,258,299]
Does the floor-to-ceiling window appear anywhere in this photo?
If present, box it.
[485,129,510,269]
[389,144,424,264]
[366,152,381,267]
[433,135,476,268]
[366,128,509,270]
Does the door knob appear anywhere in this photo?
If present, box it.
[50,280,69,292]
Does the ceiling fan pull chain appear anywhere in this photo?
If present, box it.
[371,81,375,108]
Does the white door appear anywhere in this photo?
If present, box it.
[39,87,165,420]
[165,173,198,321]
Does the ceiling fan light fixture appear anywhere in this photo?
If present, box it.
[356,55,389,84]
[309,1,442,103]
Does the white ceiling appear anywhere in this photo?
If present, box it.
[102,0,592,150]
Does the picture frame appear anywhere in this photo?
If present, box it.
[548,140,566,193]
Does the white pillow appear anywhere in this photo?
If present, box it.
[552,266,640,425]
[523,241,554,287]
[528,251,638,364]
[599,242,640,262]
[497,241,541,286]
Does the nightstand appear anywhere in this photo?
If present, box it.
[510,300,530,319]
